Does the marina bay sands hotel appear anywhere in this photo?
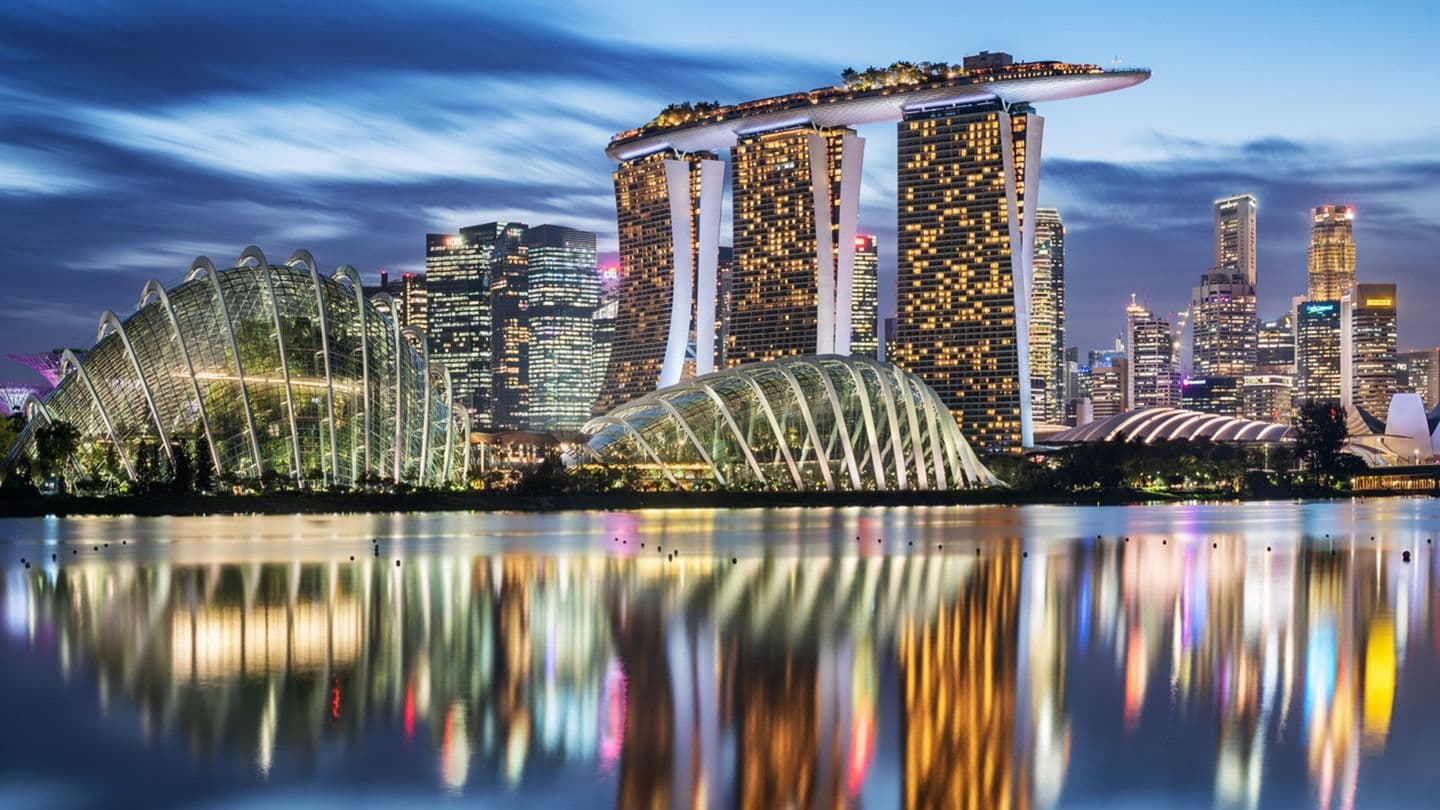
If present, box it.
[595,52,1149,452]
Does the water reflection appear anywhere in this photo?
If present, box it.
[1,505,1437,808]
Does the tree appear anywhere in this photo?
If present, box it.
[1294,401,1350,486]
[192,441,214,493]
[33,420,80,490]
[170,441,193,494]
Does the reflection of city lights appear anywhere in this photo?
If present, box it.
[404,681,417,743]
[440,702,470,794]
[598,658,626,773]
[1362,616,1395,751]
[847,644,876,797]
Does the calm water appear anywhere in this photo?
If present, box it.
[2,500,1438,809]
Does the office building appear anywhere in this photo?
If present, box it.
[1398,348,1440,410]
[1180,376,1240,416]
[851,234,879,358]
[1089,361,1127,420]
[1256,313,1295,374]
[1029,208,1066,424]
[1307,205,1356,300]
[1242,374,1294,424]
[426,228,495,427]
[525,225,600,432]
[1342,282,1398,417]
[1295,300,1343,405]
[1126,298,1176,409]
[729,125,863,364]
[1192,272,1257,378]
[596,151,723,414]
[1214,194,1257,286]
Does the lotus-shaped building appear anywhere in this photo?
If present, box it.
[4,247,469,487]
[581,355,998,491]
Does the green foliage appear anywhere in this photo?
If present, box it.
[996,437,1261,495]
[840,61,965,90]
[1294,401,1351,486]
[34,420,80,488]
[644,100,722,130]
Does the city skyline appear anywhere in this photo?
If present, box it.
[3,1,1440,381]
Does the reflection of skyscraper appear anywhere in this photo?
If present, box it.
[1030,208,1066,424]
[597,151,723,413]
[729,126,863,364]
[899,546,1023,808]
[892,99,1041,453]
[851,234,879,359]
[1308,205,1356,301]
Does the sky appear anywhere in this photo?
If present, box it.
[2,0,1439,384]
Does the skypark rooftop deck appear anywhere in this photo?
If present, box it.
[607,60,1149,160]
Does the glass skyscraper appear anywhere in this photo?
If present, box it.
[1296,300,1343,405]
[425,229,493,428]
[1308,205,1356,301]
[1029,208,1065,424]
[1343,282,1398,417]
[850,235,878,359]
[525,225,600,432]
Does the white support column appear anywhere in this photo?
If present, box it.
[655,395,725,488]
[441,365,455,484]
[291,251,340,486]
[693,158,724,376]
[1340,292,1355,411]
[833,133,865,355]
[188,257,265,478]
[809,133,836,355]
[738,372,804,489]
[97,310,175,467]
[659,158,697,389]
[332,266,372,481]
[1000,109,1042,450]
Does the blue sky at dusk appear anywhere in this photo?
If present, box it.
[2,0,1438,380]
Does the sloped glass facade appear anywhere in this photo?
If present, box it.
[6,248,469,487]
[582,355,998,491]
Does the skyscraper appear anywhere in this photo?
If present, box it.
[729,125,863,364]
[850,234,879,359]
[1192,272,1257,378]
[426,229,494,428]
[1256,313,1296,374]
[485,223,530,431]
[715,246,734,369]
[1296,300,1343,405]
[1342,282,1398,416]
[1307,205,1356,300]
[524,225,600,432]
[1214,194,1257,286]
[1398,348,1440,410]
[892,99,1041,453]
[1125,297,1176,409]
[1029,208,1066,424]
[596,151,723,414]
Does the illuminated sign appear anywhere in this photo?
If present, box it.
[1303,302,1337,316]
[1364,298,1393,308]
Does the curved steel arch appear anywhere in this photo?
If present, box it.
[187,257,264,477]
[290,250,340,485]
[330,265,372,479]
[254,259,305,483]
[734,372,804,489]
[62,348,137,480]
[654,392,726,488]
[96,310,174,465]
[907,374,949,489]
[794,359,863,490]
[591,414,679,487]
[139,279,221,474]
[866,362,909,490]
[370,292,404,483]
[440,364,455,483]
[693,379,768,485]
[400,325,432,487]
[833,359,887,490]
[889,364,928,489]
[769,363,835,491]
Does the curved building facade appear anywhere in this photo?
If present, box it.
[5,247,469,487]
[581,355,998,491]
[1047,407,1293,445]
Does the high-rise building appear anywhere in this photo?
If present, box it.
[1180,376,1240,416]
[426,229,494,427]
[1256,312,1295,374]
[596,151,724,414]
[1307,205,1356,300]
[1192,272,1257,379]
[363,271,427,332]
[1064,346,1081,425]
[1029,208,1066,424]
[1295,300,1343,405]
[1125,297,1176,409]
[1214,194,1257,286]
[892,99,1042,453]
[1397,348,1440,410]
[524,225,600,432]
[1342,282,1398,417]
[483,223,530,431]
[1089,361,1127,420]
[729,125,863,364]
[851,235,879,359]
[715,246,734,369]
[1242,374,1294,424]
